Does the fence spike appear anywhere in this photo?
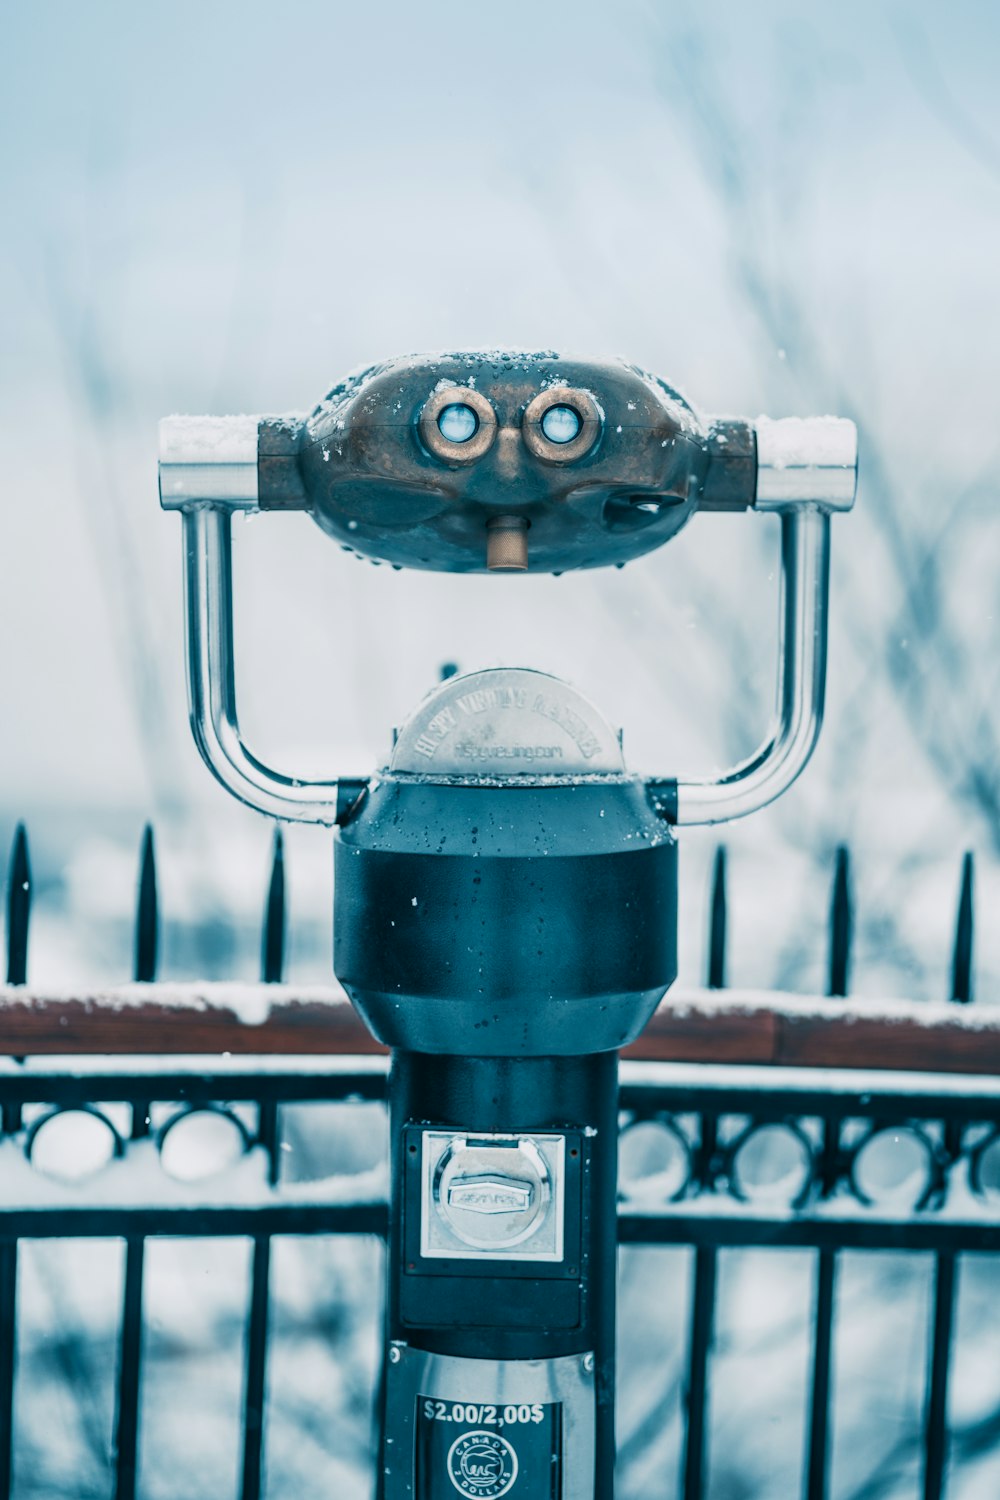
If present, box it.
[6,824,31,986]
[950,852,974,1005]
[133,826,159,983]
[261,828,286,984]
[707,846,727,990]
[827,846,852,998]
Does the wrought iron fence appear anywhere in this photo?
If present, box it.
[0,823,996,1500]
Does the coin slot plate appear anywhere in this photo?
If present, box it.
[420,1130,567,1262]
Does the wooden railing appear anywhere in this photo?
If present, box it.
[1,981,997,1073]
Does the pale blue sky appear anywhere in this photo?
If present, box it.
[1,0,998,884]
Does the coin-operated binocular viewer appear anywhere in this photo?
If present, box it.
[160,353,856,1499]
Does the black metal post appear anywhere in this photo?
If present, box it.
[384,1051,619,1495]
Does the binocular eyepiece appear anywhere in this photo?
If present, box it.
[161,350,856,575]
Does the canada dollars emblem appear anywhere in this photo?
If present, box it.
[446,1430,518,1497]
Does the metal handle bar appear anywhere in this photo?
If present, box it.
[169,413,855,827]
[184,507,343,824]
[673,505,829,825]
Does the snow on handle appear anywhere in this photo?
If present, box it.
[0,982,997,1074]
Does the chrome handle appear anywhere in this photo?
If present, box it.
[672,506,830,825]
[669,411,856,823]
[183,507,342,824]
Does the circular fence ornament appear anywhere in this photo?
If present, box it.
[730,1122,814,1206]
[29,1108,119,1182]
[971,1131,1000,1200]
[851,1126,936,1208]
[618,1118,691,1203]
[159,1108,250,1182]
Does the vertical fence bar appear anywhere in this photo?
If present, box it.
[241,829,286,1500]
[924,1255,959,1500]
[113,827,158,1500]
[922,854,974,1500]
[0,1241,15,1500]
[682,1246,718,1500]
[804,847,852,1500]
[0,824,30,1500]
[805,1252,838,1500]
[679,855,728,1498]
[241,1234,273,1500]
[114,1237,145,1500]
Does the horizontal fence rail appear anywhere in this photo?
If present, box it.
[0,823,994,1500]
[1,981,999,1072]
[0,1056,999,1245]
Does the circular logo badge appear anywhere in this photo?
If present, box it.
[446,1430,518,1497]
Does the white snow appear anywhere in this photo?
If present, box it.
[1,982,995,1041]
[0,1135,388,1213]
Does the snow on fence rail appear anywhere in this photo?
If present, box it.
[0,981,997,1074]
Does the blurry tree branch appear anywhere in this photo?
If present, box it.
[892,15,1000,190]
[648,13,1000,858]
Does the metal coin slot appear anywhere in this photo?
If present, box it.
[421,1131,566,1261]
[447,1176,534,1215]
[436,1138,549,1250]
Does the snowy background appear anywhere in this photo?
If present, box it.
[2,0,1000,997]
[2,1,1000,1496]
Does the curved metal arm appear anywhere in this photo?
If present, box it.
[672,507,830,825]
[184,502,829,827]
[169,407,851,828]
[183,507,343,823]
